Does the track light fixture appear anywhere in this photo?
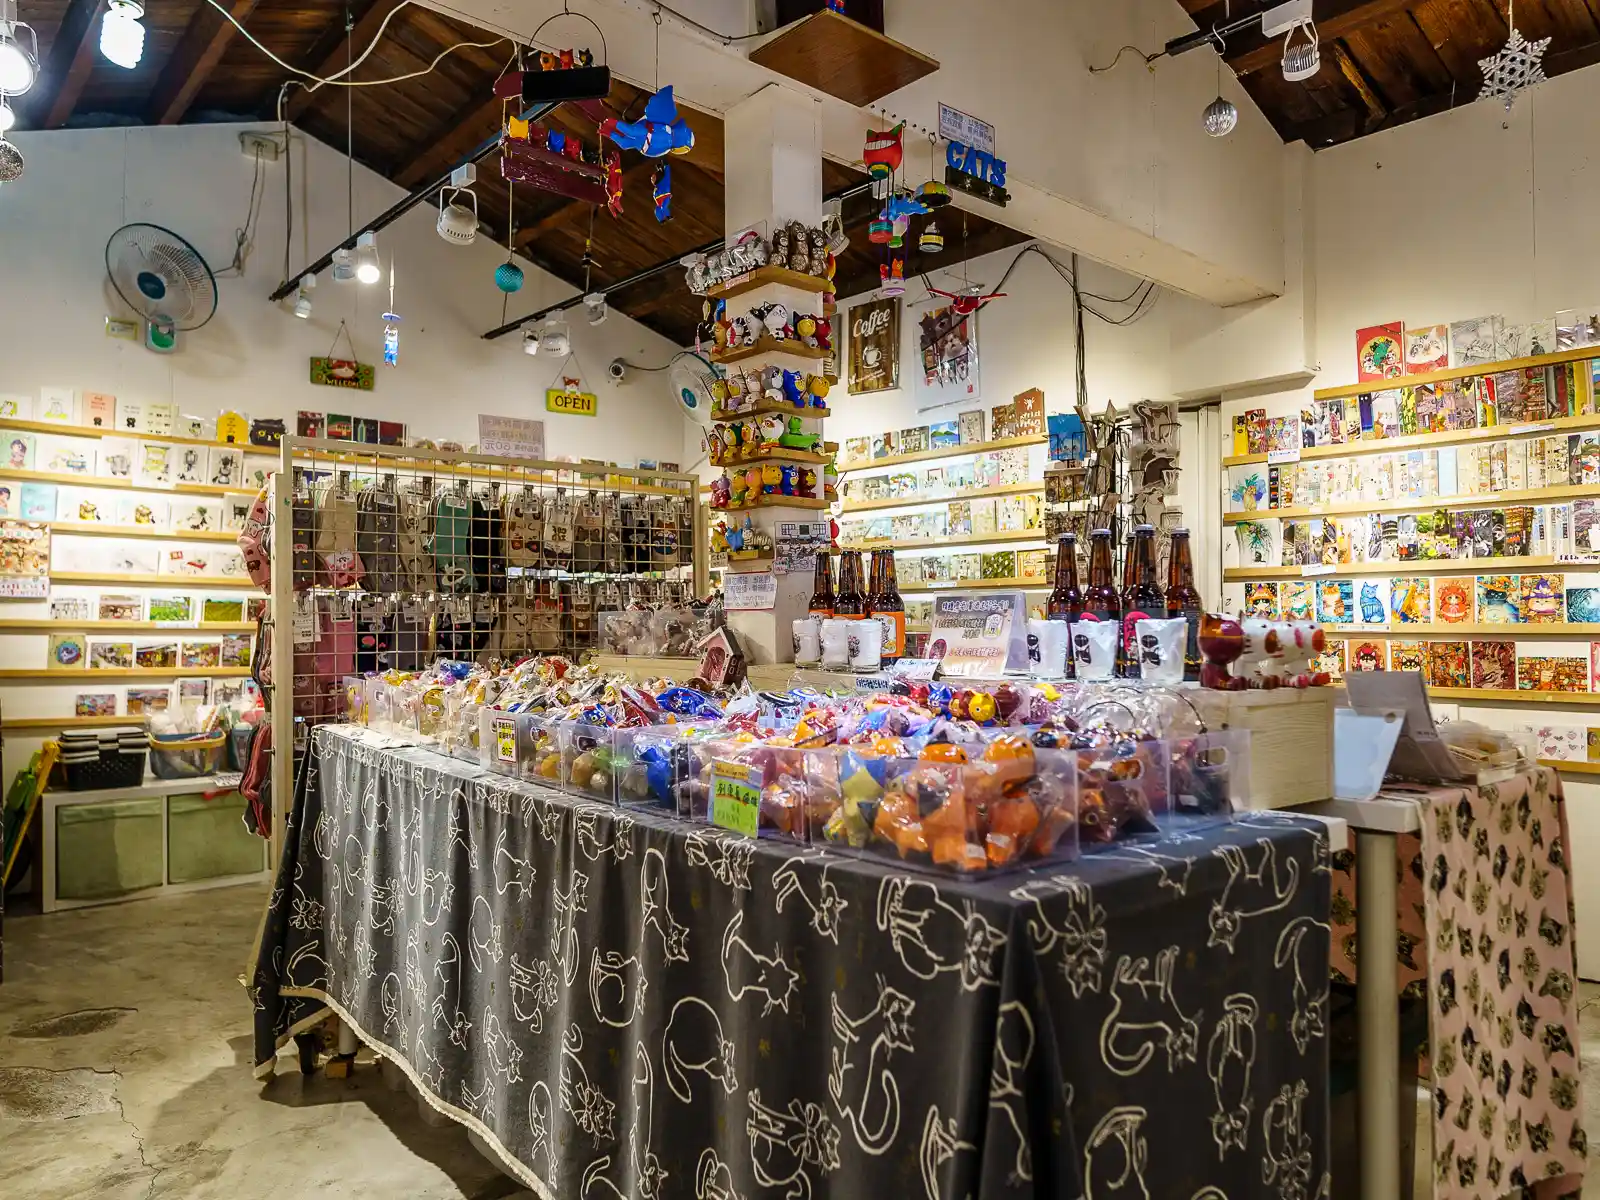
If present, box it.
[0,2,38,95]
[354,231,381,285]
[331,247,355,284]
[292,274,315,319]
[1162,0,1321,83]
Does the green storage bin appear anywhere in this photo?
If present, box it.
[56,798,164,900]
[167,790,264,883]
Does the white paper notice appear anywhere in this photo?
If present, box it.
[724,570,778,611]
[478,415,547,460]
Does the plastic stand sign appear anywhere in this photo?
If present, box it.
[710,760,760,837]
[926,591,1030,676]
[490,714,517,766]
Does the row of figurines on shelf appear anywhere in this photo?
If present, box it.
[708,462,832,507]
[713,304,834,353]
[684,221,840,294]
[1198,614,1331,690]
[709,413,828,463]
[711,365,831,413]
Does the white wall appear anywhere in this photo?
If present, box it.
[0,122,690,464]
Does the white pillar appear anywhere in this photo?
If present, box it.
[720,83,827,665]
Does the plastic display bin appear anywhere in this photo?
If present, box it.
[167,790,265,883]
[55,798,164,900]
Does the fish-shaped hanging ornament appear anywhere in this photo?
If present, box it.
[652,164,672,222]
[600,85,695,158]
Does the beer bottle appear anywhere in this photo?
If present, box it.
[1046,534,1082,623]
[834,550,866,617]
[809,551,835,617]
[1122,525,1165,677]
[1165,528,1203,681]
[1082,529,1121,623]
[874,549,905,662]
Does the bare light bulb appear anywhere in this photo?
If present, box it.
[1203,96,1239,137]
[354,231,381,285]
[100,0,145,70]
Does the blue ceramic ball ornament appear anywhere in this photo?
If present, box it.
[495,261,525,294]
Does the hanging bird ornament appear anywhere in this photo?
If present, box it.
[928,283,1006,316]
[600,85,695,157]
[652,164,672,222]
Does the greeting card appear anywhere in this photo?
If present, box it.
[1520,573,1566,623]
[1353,580,1390,625]
[1426,640,1470,688]
[1476,574,1521,623]
[1317,640,1347,682]
[1356,322,1405,381]
[1450,315,1503,369]
[1317,579,1353,624]
[48,632,87,669]
[116,497,166,529]
[181,640,221,669]
[1389,577,1431,623]
[146,595,193,623]
[1282,580,1314,621]
[126,687,171,715]
[1567,587,1600,624]
[75,693,116,717]
[1518,656,1589,693]
[135,642,178,669]
[1348,639,1387,671]
[1391,639,1427,674]
[88,640,134,669]
[1435,578,1474,624]
[1244,582,1280,619]
[1404,324,1449,374]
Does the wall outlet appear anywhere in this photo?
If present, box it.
[239,132,282,162]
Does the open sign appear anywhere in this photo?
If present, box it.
[545,387,598,416]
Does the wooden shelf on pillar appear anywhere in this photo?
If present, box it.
[715,446,831,466]
[712,403,832,421]
[706,267,834,300]
[749,10,940,107]
[710,337,832,365]
[716,495,832,513]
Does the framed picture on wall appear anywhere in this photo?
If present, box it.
[847,297,901,395]
[913,298,980,411]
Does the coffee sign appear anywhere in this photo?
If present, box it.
[847,297,901,395]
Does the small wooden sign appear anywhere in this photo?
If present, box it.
[546,386,598,417]
[310,357,376,392]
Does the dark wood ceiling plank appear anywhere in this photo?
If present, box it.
[28,0,105,129]
[392,95,506,188]
[1333,41,1388,121]
[282,0,406,123]
[146,0,260,125]
[1217,0,1417,76]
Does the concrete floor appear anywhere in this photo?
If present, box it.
[2,882,1599,1199]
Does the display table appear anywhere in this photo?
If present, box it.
[1309,768,1586,1200]
[253,725,1335,1200]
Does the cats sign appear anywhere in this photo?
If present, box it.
[546,386,598,417]
[945,141,1010,207]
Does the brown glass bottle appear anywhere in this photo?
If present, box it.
[1082,529,1121,624]
[834,550,866,617]
[1046,534,1083,623]
[1165,528,1203,681]
[809,552,836,617]
[872,549,905,662]
[1121,525,1165,677]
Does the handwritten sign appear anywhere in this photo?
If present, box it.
[479,414,547,460]
[710,760,760,837]
[546,387,598,417]
[491,715,517,764]
[723,570,778,611]
[927,592,1026,676]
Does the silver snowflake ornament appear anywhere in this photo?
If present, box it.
[1479,25,1551,109]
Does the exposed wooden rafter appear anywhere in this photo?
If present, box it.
[1189,0,1415,76]
[282,0,407,123]
[26,0,104,129]
[146,0,262,126]
[1332,42,1387,123]
[393,96,506,188]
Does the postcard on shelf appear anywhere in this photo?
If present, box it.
[175,677,212,706]
[126,686,171,715]
[951,553,981,581]
[1353,579,1389,624]
[114,398,144,433]
[1281,580,1314,621]
[1519,655,1590,693]
[1382,638,1423,674]
[928,421,959,450]
[172,444,207,485]
[18,483,54,522]
[137,442,174,487]
[146,594,193,624]
[1450,315,1503,368]
[1265,415,1301,456]
[1370,391,1400,439]
[1427,640,1471,688]
[899,426,930,454]
[1317,640,1347,682]
[1316,578,1353,624]
[135,642,178,669]
[1521,573,1566,623]
[1013,389,1045,436]
[1557,309,1600,351]
[97,594,142,622]
[170,500,221,534]
[88,640,134,670]
[50,596,91,623]
[47,631,87,669]
[81,392,116,428]
[1466,640,1514,689]
[220,633,252,668]
[3,433,35,473]
[207,447,244,489]
[116,496,166,529]
[958,409,985,444]
[843,436,870,466]
[990,402,1018,440]
[1348,639,1387,671]
[180,640,221,669]
[1403,325,1449,374]
[980,550,1017,580]
[36,386,75,424]
[143,403,177,437]
[75,693,116,717]
[871,433,895,460]
[37,437,93,477]
[1476,574,1522,623]
[1356,322,1405,381]
[971,498,998,536]
[1244,581,1280,619]
[1389,577,1431,623]
[0,394,29,420]
[1435,577,1474,624]
[1568,587,1600,623]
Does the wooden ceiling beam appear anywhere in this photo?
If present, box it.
[26,0,104,129]
[1196,0,1416,76]
[146,0,261,125]
[282,0,407,124]
[392,95,505,188]
[1332,42,1387,123]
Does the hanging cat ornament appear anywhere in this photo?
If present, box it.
[863,122,904,200]
[601,85,695,157]
[382,311,400,367]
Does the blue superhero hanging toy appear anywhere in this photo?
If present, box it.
[652,164,672,222]
[600,85,695,158]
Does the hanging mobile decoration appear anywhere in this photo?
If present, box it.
[825,0,845,12]
[652,163,672,222]
[862,120,904,200]
[495,181,525,293]
[916,132,952,210]
[1478,0,1550,110]
[381,261,401,367]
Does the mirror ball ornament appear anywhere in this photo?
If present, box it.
[1203,96,1238,138]
[495,261,525,294]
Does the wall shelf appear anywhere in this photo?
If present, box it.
[1224,482,1598,525]
[705,267,832,301]
[1224,554,1567,581]
[842,528,1049,553]
[841,482,1042,514]
[715,495,831,514]
[1306,622,1600,637]
[49,522,239,542]
[1428,686,1600,706]
[0,620,254,633]
[712,403,831,422]
[51,572,260,589]
[2,467,258,498]
[839,433,1048,473]
[1312,345,1598,402]
[3,714,154,732]
[710,337,830,365]
[747,9,939,107]
[0,416,270,452]
[901,577,1050,593]
[1542,759,1600,774]
[0,667,252,680]
[714,446,831,467]
[1223,412,1600,468]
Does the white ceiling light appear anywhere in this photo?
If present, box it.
[538,317,571,357]
[0,6,39,95]
[331,247,355,283]
[437,186,477,245]
[522,327,540,356]
[583,292,607,326]
[100,0,145,70]
[0,99,14,134]
[354,231,381,285]
[292,274,315,319]
[1262,0,1320,81]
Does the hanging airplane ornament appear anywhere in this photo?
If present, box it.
[928,283,1006,316]
[652,164,672,222]
[600,85,695,157]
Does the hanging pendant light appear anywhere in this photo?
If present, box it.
[354,231,381,284]
[100,0,146,70]
[495,261,525,293]
[1203,49,1239,138]
[0,5,39,96]
[331,247,355,283]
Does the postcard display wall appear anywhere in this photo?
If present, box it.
[1221,341,1600,765]
[0,392,277,754]
[265,437,701,836]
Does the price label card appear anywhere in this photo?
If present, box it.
[492,715,517,764]
[710,760,760,838]
[1301,564,1336,577]
[724,570,778,611]
[1512,423,1554,435]
[893,657,942,680]
[1268,447,1301,465]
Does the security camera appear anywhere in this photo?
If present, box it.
[607,358,627,384]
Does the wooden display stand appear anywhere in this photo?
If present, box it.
[1189,687,1338,810]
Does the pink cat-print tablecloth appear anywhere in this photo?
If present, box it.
[1330,767,1586,1198]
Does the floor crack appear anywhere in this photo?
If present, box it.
[103,1070,164,1199]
